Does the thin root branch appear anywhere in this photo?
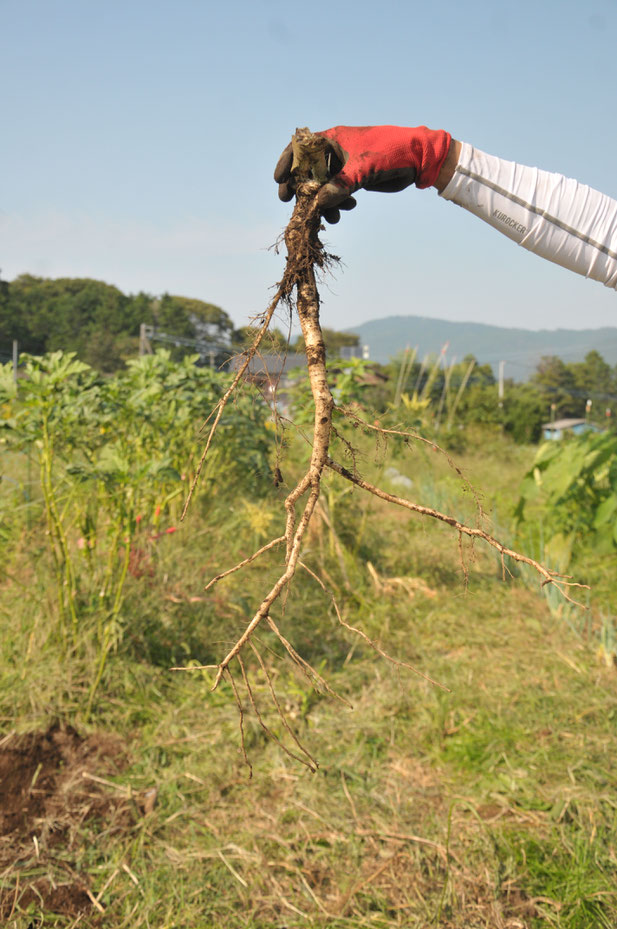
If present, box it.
[236,653,316,771]
[248,641,319,771]
[326,456,589,605]
[266,615,351,708]
[340,406,485,520]
[224,667,253,778]
[204,537,286,591]
[181,288,284,520]
[458,531,469,589]
[299,560,450,692]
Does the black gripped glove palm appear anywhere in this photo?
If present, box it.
[274,125,452,223]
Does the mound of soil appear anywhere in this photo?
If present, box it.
[0,723,130,924]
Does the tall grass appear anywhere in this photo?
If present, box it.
[2,356,617,927]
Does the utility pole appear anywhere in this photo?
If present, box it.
[12,340,18,383]
[139,323,153,356]
[497,361,505,433]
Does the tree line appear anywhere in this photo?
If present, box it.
[374,349,617,444]
[0,274,242,372]
[0,273,364,374]
[2,272,615,443]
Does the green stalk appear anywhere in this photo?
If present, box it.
[446,358,476,430]
[435,356,456,430]
[40,416,79,646]
[39,451,68,644]
[86,517,133,720]
[101,522,123,603]
[393,346,418,408]
[419,350,444,403]
[413,354,428,395]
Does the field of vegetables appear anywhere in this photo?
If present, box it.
[1,350,617,929]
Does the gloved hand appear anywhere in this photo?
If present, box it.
[274,125,452,223]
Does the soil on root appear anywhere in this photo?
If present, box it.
[0,722,131,924]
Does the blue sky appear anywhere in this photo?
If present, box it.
[1,0,617,337]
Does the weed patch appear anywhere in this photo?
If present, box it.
[2,351,617,925]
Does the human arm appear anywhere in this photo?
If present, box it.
[275,127,617,291]
[439,140,617,290]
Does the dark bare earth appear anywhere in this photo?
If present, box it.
[0,724,130,924]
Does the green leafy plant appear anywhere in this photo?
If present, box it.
[289,357,374,426]
[0,349,273,713]
[516,431,617,570]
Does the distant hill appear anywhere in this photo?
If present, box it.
[0,274,235,373]
[345,315,617,380]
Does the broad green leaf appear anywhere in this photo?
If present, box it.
[593,494,617,528]
[544,532,575,571]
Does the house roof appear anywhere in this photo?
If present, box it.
[229,353,307,377]
[542,418,590,430]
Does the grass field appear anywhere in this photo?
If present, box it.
[1,424,616,928]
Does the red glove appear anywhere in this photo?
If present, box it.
[274,125,451,223]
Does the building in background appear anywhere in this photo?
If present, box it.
[542,418,604,441]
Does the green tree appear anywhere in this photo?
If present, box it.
[502,382,546,443]
[453,380,545,443]
[1,275,236,372]
[152,295,234,364]
[0,274,46,352]
[569,350,615,421]
[5,275,133,369]
[571,350,612,392]
[0,271,15,358]
[233,326,290,353]
[531,355,578,418]
[294,328,360,356]
[462,354,495,388]
[155,295,233,343]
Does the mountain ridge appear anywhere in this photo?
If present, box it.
[344,315,617,379]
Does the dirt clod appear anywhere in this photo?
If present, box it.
[0,723,130,923]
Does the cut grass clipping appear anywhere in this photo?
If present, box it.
[176,127,586,768]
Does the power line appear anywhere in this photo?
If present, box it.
[139,324,231,364]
